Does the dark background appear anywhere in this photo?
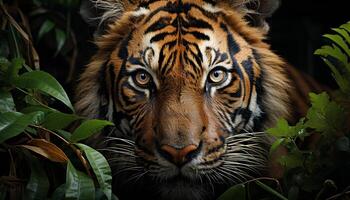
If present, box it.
[267,0,349,87]
[27,0,350,94]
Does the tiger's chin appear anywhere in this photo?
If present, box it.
[156,177,216,200]
[114,174,223,200]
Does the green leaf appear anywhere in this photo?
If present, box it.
[0,111,44,143]
[21,105,55,114]
[24,150,50,200]
[0,89,15,112]
[305,92,346,134]
[14,71,74,112]
[325,101,346,131]
[322,58,350,94]
[56,129,72,140]
[5,58,24,83]
[65,161,95,199]
[266,119,292,137]
[294,118,308,140]
[217,184,245,200]
[268,118,306,141]
[76,144,112,200]
[270,138,285,154]
[24,95,40,106]
[315,45,348,68]
[38,20,55,41]
[43,111,81,130]
[340,22,350,34]
[0,57,11,73]
[324,34,350,57]
[278,154,303,170]
[31,111,46,125]
[71,119,113,142]
[332,28,350,46]
[309,92,329,112]
[54,28,66,56]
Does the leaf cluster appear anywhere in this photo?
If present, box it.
[0,1,117,199]
[220,21,350,200]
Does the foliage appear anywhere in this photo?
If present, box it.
[221,21,350,200]
[1,0,350,199]
[0,1,116,199]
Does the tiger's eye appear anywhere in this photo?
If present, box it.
[135,71,151,86]
[209,69,227,84]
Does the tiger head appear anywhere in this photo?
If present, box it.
[76,0,291,199]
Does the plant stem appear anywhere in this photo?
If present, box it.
[29,124,69,145]
[15,87,54,111]
[255,180,288,200]
[70,144,92,177]
[9,25,20,58]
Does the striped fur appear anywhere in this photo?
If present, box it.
[76,0,296,199]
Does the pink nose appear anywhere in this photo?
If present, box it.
[159,144,200,166]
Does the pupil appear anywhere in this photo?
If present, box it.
[140,73,146,80]
[214,71,220,78]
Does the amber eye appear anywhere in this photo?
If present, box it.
[134,71,151,87]
[208,68,227,84]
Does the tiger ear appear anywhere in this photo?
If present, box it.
[218,0,281,33]
[79,0,145,35]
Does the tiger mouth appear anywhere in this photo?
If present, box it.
[101,132,269,199]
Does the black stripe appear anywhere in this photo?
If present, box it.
[145,17,172,34]
[221,22,245,104]
[189,49,203,71]
[150,31,176,43]
[183,40,203,62]
[128,56,145,66]
[218,53,228,64]
[185,4,219,22]
[232,108,252,125]
[166,53,176,76]
[184,30,210,40]
[241,56,254,105]
[220,23,240,54]
[183,53,201,74]
[143,1,184,23]
[202,0,217,5]
[252,50,265,131]
[118,29,135,59]
[241,57,254,83]
[138,0,159,8]
[182,15,213,30]
[144,2,218,25]
[218,78,241,98]
[158,41,176,71]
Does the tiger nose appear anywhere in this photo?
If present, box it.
[158,143,201,166]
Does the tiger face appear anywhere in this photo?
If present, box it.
[76,0,291,199]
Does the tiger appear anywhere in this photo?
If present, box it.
[75,0,317,199]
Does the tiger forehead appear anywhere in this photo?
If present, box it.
[122,0,253,75]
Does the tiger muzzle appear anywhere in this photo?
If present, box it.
[156,142,202,166]
[153,90,207,167]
